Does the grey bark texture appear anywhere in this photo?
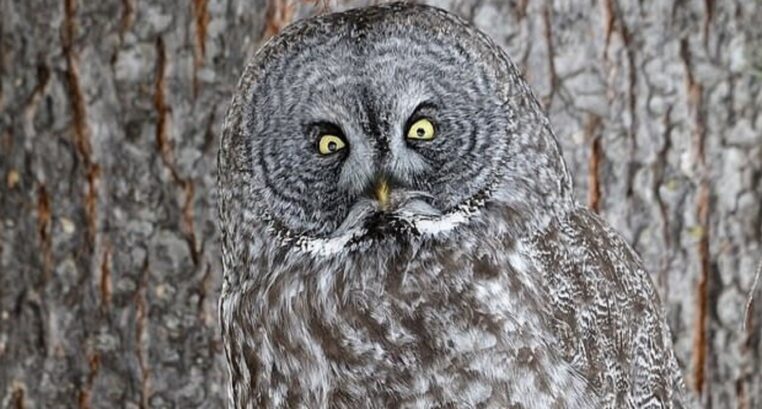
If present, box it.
[0,0,759,408]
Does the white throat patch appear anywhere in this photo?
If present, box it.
[296,207,476,257]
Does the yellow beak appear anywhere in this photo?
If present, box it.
[374,177,391,210]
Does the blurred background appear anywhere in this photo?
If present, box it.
[1,0,760,407]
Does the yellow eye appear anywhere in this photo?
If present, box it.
[407,118,435,140]
[318,134,346,155]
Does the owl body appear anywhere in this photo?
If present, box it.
[221,204,685,408]
[218,3,689,408]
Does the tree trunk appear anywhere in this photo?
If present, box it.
[1,0,759,407]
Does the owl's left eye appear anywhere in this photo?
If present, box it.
[407,118,436,141]
[318,134,347,155]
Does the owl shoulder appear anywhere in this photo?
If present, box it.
[526,206,686,406]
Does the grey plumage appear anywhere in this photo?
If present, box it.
[217,3,690,408]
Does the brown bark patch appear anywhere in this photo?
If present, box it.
[11,382,26,409]
[154,37,200,266]
[62,0,99,246]
[77,353,101,409]
[119,0,135,39]
[693,184,710,395]
[264,0,297,39]
[100,245,112,311]
[585,115,603,213]
[681,37,711,397]
[192,0,209,96]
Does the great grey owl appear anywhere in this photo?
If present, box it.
[217,3,690,408]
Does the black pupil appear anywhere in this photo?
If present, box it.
[416,127,425,137]
[327,141,337,151]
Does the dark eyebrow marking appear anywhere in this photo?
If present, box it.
[404,101,438,130]
[307,121,346,137]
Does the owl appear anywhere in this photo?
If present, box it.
[217,3,691,408]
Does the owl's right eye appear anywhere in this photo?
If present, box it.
[317,134,347,155]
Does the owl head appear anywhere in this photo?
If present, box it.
[219,3,574,256]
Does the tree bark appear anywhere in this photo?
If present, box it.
[1,0,759,407]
